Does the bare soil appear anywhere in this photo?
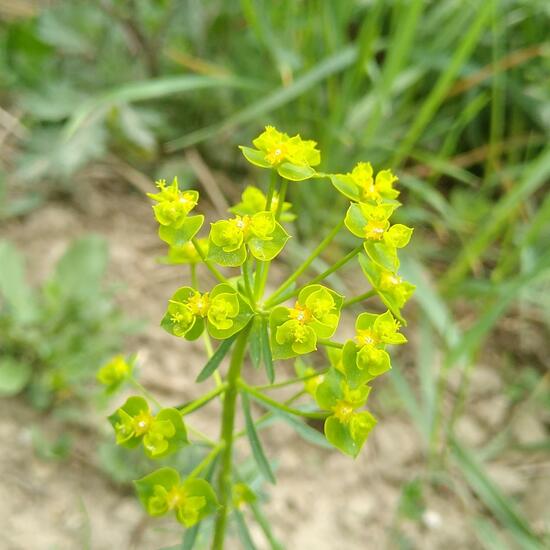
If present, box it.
[1,182,548,550]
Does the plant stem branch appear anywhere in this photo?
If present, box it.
[275,179,288,220]
[265,218,345,307]
[129,377,163,409]
[188,444,224,479]
[243,257,256,307]
[252,368,329,391]
[342,288,376,308]
[179,384,228,416]
[238,381,329,419]
[317,339,344,349]
[211,326,251,550]
[192,238,228,284]
[254,171,280,301]
[234,390,305,440]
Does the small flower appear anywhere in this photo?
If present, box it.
[345,201,413,272]
[378,270,415,309]
[314,368,376,458]
[252,126,320,167]
[208,211,289,267]
[158,239,208,266]
[135,468,218,527]
[230,186,295,222]
[162,284,253,341]
[358,255,415,323]
[147,177,204,247]
[331,162,400,204]
[270,285,343,360]
[239,126,320,181]
[355,310,407,348]
[147,178,198,228]
[97,355,132,392]
[108,397,188,459]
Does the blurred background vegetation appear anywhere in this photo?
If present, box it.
[0,0,549,548]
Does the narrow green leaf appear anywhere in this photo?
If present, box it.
[181,523,200,550]
[64,75,256,138]
[260,317,274,383]
[253,400,332,450]
[242,392,276,484]
[195,334,237,383]
[234,508,259,550]
[249,317,262,369]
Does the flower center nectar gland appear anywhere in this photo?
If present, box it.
[356,328,378,347]
[289,302,313,324]
[166,486,186,509]
[187,292,210,317]
[333,401,355,423]
[364,220,387,241]
[265,144,287,165]
[230,215,252,236]
[381,272,402,287]
[133,410,154,436]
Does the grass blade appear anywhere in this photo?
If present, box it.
[167,46,357,151]
[65,75,256,138]
[392,1,493,166]
[451,439,543,549]
[443,147,550,288]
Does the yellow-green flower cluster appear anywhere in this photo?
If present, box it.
[135,467,218,527]
[240,125,321,181]
[97,354,132,393]
[147,177,204,247]
[108,396,188,459]
[161,283,253,341]
[269,285,343,360]
[208,211,290,267]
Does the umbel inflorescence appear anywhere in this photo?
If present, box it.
[100,126,415,548]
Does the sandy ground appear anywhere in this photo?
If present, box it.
[0,181,548,550]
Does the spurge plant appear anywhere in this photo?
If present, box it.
[102,126,415,548]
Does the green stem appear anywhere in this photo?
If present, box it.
[252,368,329,391]
[239,381,329,419]
[243,257,256,307]
[129,377,163,409]
[308,244,362,285]
[192,238,228,284]
[211,326,251,550]
[275,179,288,220]
[317,339,344,349]
[179,384,228,416]
[254,171,280,301]
[265,218,345,307]
[191,264,199,290]
[342,288,376,308]
[188,444,224,479]
[269,244,363,307]
[265,169,277,210]
[187,424,217,446]
[234,390,305,441]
